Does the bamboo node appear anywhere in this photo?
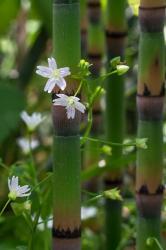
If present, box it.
[138,184,164,195]
[105,30,127,38]
[52,227,81,239]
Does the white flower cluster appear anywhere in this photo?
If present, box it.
[36,57,86,119]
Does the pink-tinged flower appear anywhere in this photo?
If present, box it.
[36,57,70,93]
[53,94,86,119]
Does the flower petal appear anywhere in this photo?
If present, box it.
[8,178,11,191]
[75,101,86,113]
[21,111,29,123]
[18,192,31,197]
[19,185,31,194]
[36,66,52,78]
[48,57,57,70]
[44,78,56,93]
[53,98,68,107]
[56,94,68,99]
[59,67,71,77]
[66,106,75,119]
[56,78,66,91]
[72,96,80,101]
[11,176,18,190]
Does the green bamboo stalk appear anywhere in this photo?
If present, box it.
[87,0,103,76]
[52,1,81,249]
[104,0,127,249]
[83,0,103,192]
[136,0,165,249]
[80,0,87,57]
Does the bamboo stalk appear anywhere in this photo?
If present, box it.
[87,0,103,79]
[104,0,127,249]
[83,0,103,192]
[52,1,81,249]
[136,0,165,249]
[80,0,87,57]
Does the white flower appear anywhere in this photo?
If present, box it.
[21,111,45,132]
[36,57,70,93]
[98,159,106,168]
[17,138,39,154]
[8,176,31,200]
[81,206,97,220]
[53,94,86,119]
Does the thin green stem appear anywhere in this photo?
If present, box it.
[89,86,103,107]
[81,109,93,145]
[82,137,135,147]
[28,208,41,250]
[27,132,37,185]
[83,194,103,205]
[82,189,98,197]
[0,162,9,172]
[0,199,10,217]
[74,80,84,96]
[23,212,33,231]
[31,173,53,193]
[152,239,164,250]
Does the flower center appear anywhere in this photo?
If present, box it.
[53,69,60,78]
[68,97,75,107]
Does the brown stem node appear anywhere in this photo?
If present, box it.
[139,7,165,32]
[52,227,81,239]
[52,105,81,136]
[137,96,164,121]
[136,185,164,218]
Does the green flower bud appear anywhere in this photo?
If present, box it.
[116,65,129,75]
[103,188,122,201]
[135,138,148,149]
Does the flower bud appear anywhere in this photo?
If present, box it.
[116,65,129,75]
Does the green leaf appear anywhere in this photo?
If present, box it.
[0,82,25,143]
